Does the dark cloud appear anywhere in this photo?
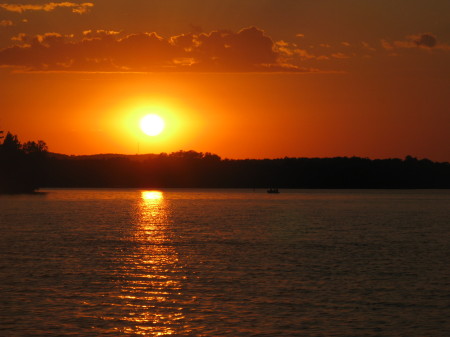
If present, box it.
[384,33,443,50]
[413,33,437,48]
[194,27,278,71]
[0,27,304,72]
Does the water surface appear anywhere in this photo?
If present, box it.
[1,189,449,336]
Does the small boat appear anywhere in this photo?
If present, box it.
[267,188,279,194]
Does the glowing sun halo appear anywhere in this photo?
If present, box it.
[140,114,165,136]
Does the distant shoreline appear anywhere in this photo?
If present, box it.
[41,152,450,189]
[3,146,450,192]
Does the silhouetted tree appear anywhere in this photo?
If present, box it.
[1,132,21,153]
[0,131,48,193]
[22,140,48,154]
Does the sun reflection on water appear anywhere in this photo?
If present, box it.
[111,190,187,336]
[141,190,164,201]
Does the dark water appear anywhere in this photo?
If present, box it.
[0,189,449,336]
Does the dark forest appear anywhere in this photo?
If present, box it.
[1,131,449,193]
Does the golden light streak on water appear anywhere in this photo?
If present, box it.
[110,190,187,336]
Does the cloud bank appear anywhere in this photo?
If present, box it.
[2,27,447,73]
[0,27,307,72]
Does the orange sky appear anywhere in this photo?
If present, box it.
[1,1,449,161]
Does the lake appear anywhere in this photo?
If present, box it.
[1,189,449,336]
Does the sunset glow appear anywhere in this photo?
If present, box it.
[0,1,449,161]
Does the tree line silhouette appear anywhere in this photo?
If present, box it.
[1,130,450,193]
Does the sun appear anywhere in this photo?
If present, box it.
[140,114,165,136]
